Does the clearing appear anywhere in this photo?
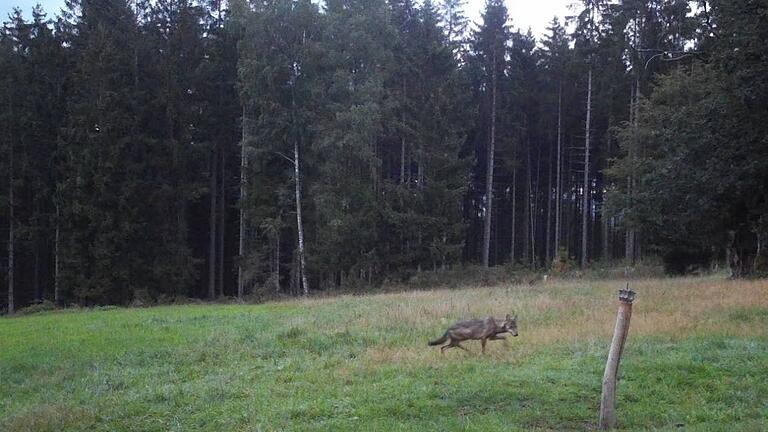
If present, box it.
[2,276,767,431]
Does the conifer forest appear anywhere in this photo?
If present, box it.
[2,0,767,311]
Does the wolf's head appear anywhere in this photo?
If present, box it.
[503,314,518,337]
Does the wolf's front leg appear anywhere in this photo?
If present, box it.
[490,334,510,347]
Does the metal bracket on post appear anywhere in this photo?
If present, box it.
[599,285,636,430]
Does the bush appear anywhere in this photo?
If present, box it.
[130,289,153,308]
[551,248,577,275]
[18,300,56,315]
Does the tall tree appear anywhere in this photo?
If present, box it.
[472,0,509,267]
[573,0,605,268]
[610,0,768,277]
[540,18,570,262]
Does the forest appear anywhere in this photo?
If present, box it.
[1,0,766,312]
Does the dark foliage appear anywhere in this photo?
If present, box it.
[1,0,765,310]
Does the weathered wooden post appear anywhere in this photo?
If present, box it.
[599,285,636,430]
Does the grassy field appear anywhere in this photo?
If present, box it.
[2,276,767,431]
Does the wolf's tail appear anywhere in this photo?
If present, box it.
[429,332,448,346]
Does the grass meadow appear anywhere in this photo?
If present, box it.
[2,276,767,431]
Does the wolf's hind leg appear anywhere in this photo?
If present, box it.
[440,338,454,354]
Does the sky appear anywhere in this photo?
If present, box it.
[466,0,574,38]
[1,0,574,40]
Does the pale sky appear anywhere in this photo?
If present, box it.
[466,0,574,39]
[1,0,64,18]
[2,0,574,40]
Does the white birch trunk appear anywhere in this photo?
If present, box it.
[294,137,309,296]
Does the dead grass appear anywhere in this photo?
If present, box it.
[328,276,768,366]
[3,405,96,432]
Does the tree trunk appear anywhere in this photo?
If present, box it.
[54,201,60,306]
[238,106,248,299]
[401,80,406,184]
[564,177,569,257]
[7,131,14,314]
[417,156,424,190]
[294,133,309,296]
[290,68,309,296]
[511,166,516,263]
[546,133,553,263]
[727,228,760,278]
[581,67,592,269]
[218,149,226,297]
[34,240,41,302]
[482,49,498,268]
[602,212,610,262]
[555,84,563,260]
[755,222,768,274]
[208,149,218,299]
[602,113,613,262]
[533,138,541,267]
[400,137,406,184]
[626,78,638,265]
[275,227,281,293]
[522,149,530,265]
[529,143,535,267]
[632,77,641,263]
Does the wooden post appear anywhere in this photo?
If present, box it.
[599,286,636,430]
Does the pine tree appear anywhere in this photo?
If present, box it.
[471,0,510,267]
[540,18,570,263]
[58,0,151,304]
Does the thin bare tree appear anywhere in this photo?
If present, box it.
[237,106,248,299]
[7,115,14,314]
[581,66,593,269]
[208,148,218,298]
[483,48,498,268]
[554,84,563,259]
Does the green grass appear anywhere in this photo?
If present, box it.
[2,277,767,431]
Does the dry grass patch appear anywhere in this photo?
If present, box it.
[3,404,97,432]
[351,276,768,365]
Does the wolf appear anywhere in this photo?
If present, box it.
[429,314,518,354]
